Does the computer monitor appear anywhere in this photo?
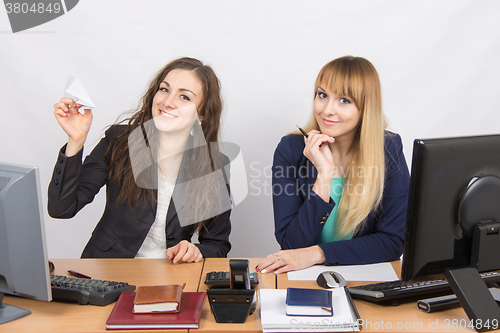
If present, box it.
[401,134,500,328]
[0,163,52,325]
[401,134,500,281]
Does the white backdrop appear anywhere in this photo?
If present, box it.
[1,0,500,259]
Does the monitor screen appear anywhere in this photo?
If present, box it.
[401,134,500,282]
[0,163,51,325]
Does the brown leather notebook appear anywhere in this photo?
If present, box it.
[133,284,185,313]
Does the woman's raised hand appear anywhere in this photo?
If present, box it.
[54,97,93,156]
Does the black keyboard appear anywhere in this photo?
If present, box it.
[205,271,259,288]
[348,270,500,303]
[50,275,136,306]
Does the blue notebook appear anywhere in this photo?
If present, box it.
[285,288,333,317]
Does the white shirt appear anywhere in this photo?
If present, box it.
[135,172,176,258]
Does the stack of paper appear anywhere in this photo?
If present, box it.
[259,288,360,332]
[287,262,398,281]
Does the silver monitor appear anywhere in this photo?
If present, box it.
[0,163,51,325]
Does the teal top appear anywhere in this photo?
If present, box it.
[317,177,352,244]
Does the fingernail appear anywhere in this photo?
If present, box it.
[261,269,267,274]
[331,137,335,142]
[274,270,279,275]
[255,266,260,272]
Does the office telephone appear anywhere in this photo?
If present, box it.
[206,259,256,323]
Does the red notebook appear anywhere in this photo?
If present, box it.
[106,292,206,330]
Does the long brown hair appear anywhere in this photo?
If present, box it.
[106,57,224,215]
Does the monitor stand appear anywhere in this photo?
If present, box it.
[0,293,31,325]
[445,268,500,332]
[444,222,500,332]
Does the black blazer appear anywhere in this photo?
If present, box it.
[48,125,231,258]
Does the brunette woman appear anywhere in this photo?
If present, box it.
[49,57,231,261]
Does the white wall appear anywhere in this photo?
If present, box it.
[1,0,499,259]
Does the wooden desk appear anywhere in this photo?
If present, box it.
[197,258,275,333]
[1,259,204,333]
[2,258,484,333]
[276,260,479,332]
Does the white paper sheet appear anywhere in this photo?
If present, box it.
[259,288,360,332]
[287,262,399,281]
[64,75,97,108]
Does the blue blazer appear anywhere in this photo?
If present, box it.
[272,132,410,265]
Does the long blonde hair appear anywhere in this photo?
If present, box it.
[298,56,387,238]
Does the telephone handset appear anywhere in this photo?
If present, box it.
[229,259,251,290]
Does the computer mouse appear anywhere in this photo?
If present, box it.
[316,271,346,288]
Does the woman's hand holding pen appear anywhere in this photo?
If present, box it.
[54,97,93,157]
[303,130,335,170]
[302,130,336,202]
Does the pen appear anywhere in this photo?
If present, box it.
[296,124,335,143]
[67,270,93,279]
[296,125,308,138]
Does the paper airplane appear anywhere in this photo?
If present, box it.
[64,75,97,108]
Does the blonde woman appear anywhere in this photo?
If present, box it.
[257,56,410,274]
